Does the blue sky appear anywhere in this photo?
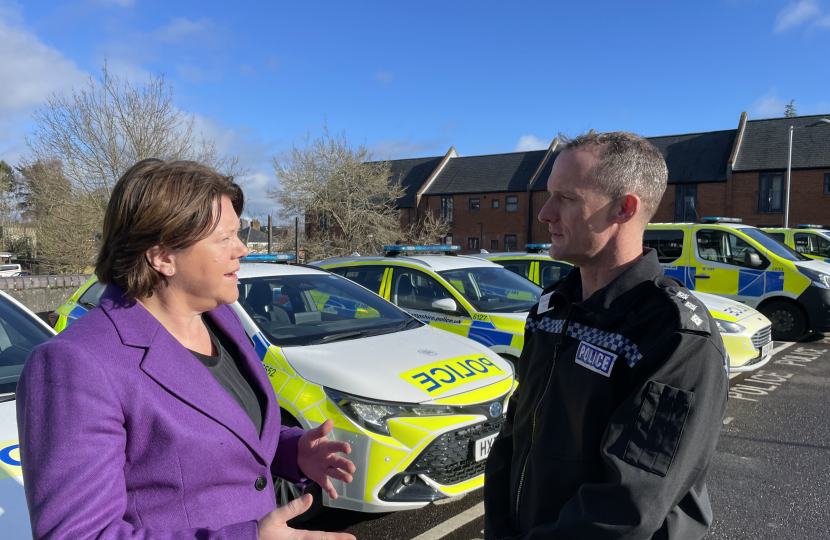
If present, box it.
[1,0,829,218]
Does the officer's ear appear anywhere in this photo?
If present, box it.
[612,194,641,224]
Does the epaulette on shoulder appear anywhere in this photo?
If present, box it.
[653,275,712,335]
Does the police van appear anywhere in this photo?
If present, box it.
[471,244,573,289]
[761,225,830,263]
[645,218,830,341]
[313,246,542,367]
[53,255,515,516]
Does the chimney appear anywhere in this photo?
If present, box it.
[251,219,260,230]
[239,218,249,229]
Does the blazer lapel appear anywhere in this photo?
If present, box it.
[205,305,282,459]
[100,285,269,462]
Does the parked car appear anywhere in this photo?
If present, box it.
[645,217,830,340]
[0,290,57,539]
[471,244,573,288]
[313,245,543,368]
[53,255,515,516]
[761,225,830,263]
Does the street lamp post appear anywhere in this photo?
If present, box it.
[784,118,830,228]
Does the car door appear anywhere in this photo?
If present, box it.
[388,267,473,335]
[691,228,770,307]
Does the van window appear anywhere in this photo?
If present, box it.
[333,266,386,295]
[696,230,770,270]
[767,232,785,242]
[739,227,806,262]
[643,230,685,264]
[794,233,830,258]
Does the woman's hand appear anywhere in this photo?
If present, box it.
[258,493,356,540]
[297,419,356,499]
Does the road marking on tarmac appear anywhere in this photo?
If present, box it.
[412,502,484,540]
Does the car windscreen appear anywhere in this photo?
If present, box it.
[438,267,542,313]
[237,274,415,347]
[0,297,54,397]
[739,227,808,261]
[78,280,105,307]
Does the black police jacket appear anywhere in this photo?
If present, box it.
[484,250,729,540]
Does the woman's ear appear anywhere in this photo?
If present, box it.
[145,245,176,276]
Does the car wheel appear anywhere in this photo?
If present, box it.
[761,301,807,341]
[275,477,323,524]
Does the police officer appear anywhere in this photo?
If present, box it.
[484,132,728,539]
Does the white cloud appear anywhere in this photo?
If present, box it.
[0,17,87,113]
[154,17,214,44]
[751,90,787,118]
[375,70,395,83]
[774,0,823,32]
[514,135,550,152]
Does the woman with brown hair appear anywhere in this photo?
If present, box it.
[17,159,356,540]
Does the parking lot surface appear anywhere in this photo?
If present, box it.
[298,335,830,540]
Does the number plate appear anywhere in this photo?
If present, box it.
[761,342,772,358]
[473,433,498,462]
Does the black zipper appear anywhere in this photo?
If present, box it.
[514,309,571,523]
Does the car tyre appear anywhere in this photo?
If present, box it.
[761,301,807,342]
[276,410,324,524]
[275,477,323,524]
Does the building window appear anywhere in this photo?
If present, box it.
[492,199,500,209]
[469,198,480,211]
[505,234,517,252]
[758,172,784,214]
[674,184,697,222]
[443,233,453,245]
[440,196,454,224]
[505,195,518,213]
[490,239,499,250]
[824,173,830,195]
[468,237,480,251]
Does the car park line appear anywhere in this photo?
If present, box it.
[411,502,484,540]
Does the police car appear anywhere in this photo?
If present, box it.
[475,244,772,372]
[0,290,57,539]
[762,225,830,263]
[645,217,830,341]
[50,276,103,331]
[470,244,573,289]
[312,246,543,367]
[53,254,515,515]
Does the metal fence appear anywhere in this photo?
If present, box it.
[0,274,93,291]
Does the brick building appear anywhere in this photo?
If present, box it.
[376,112,829,254]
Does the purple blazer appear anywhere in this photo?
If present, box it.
[16,285,306,539]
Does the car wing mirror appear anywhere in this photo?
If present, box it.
[749,252,762,268]
[431,298,458,314]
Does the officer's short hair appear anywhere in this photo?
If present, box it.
[562,131,667,223]
[95,159,244,300]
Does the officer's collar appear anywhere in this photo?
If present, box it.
[554,249,663,317]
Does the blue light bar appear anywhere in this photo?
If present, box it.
[526,244,552,249]
[382,245,461,252]
[796,224,824,229]
[240,253,295,262]
[700,217,743,223]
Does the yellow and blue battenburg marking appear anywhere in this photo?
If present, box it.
[0,440,22,480]
[399,356,505,396]
[660,265,785,294]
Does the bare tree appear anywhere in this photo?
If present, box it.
[269,127,419,261]
[21,61,243,272]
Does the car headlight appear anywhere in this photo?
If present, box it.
[715,320,745,334]
[797,266,830,289]
[325,388,454,436]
